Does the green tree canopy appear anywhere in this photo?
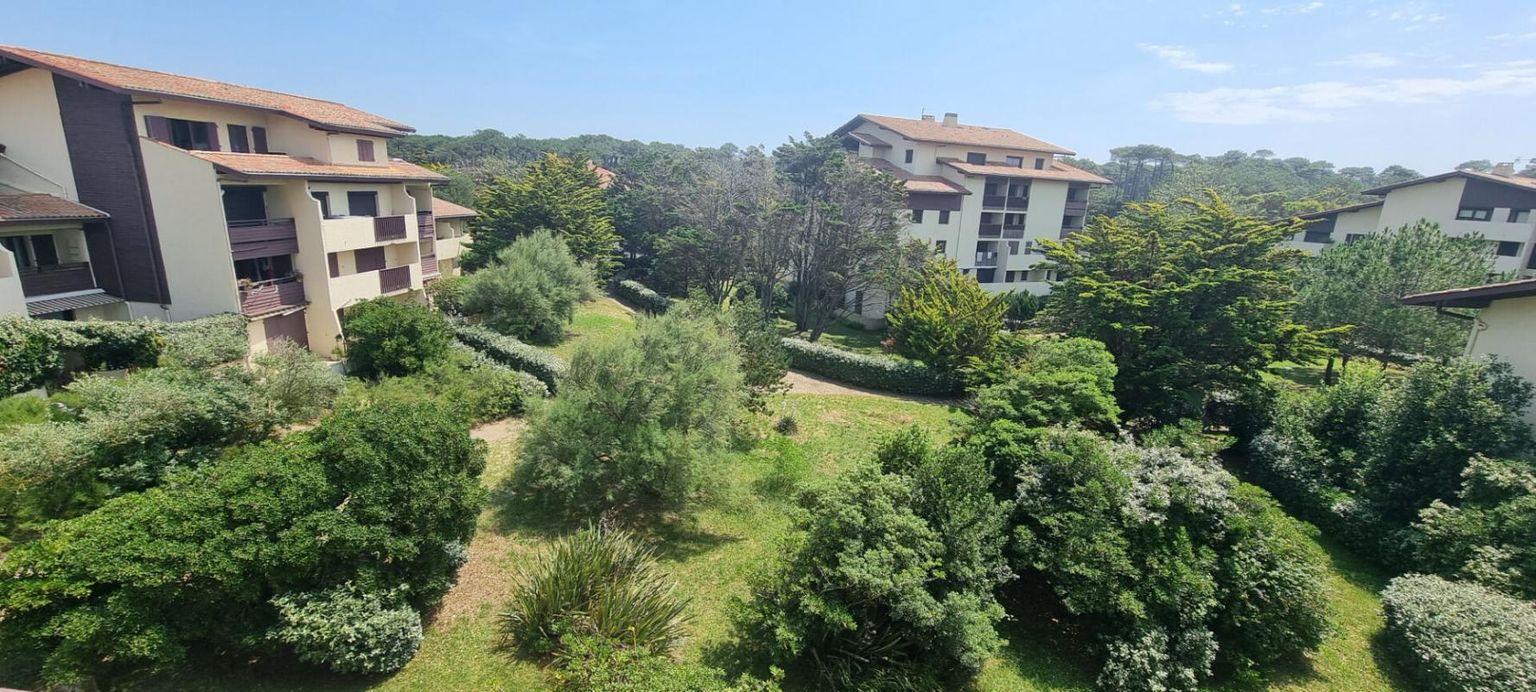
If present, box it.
[887,258,1007,374]
[465,153,619,275]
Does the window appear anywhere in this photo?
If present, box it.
[911,209,924,223]
[1034,158,1045,170]
[354,247,386,272]
[311,191,332,218]
[1511,209,1531,224]
[227,125,250,153]
[938,210,951,224]
[145,116,219,151]
[1345,233,1366,243]
[327,252,340,278]
[1006,270,1023,282]
[222,187,266,222]
[1456,207,1493,221]
[357,139,375,162]
[0,234,59,269]
[975,268,997,283]
[966,152,987,165]
[1006,156,1024,168]
[1496,241,1523,257]
[1008,240,1020,255]
[984,182,1001,196]
[234,255,294,283]
[904,149,914,164]
[1005,213,1024,227]
[934,240,947,254]
[347,191,379,217]
[252,126,269,154]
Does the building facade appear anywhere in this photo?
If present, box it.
[831,112,1110,321]
[1292,167,1536,276]
[0,45,472,355]
[1402,278,1536,426]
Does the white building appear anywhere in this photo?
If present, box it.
[1402,278,1536,426]
[0,45,473,355]
[831,112,1110,320]
[1293,166,1536,275]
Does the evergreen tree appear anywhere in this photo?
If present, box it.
[465,153,619,276]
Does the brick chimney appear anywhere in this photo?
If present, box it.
[942,112,959,127]
[1493,162,1516,177]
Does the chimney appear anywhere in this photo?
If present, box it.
[1493,162,1516,177]
[921,113,935,122]
[942,112,959,127]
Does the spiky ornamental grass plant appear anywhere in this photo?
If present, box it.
[502,526,689,658]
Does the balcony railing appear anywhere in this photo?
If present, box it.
[417,211,435,239]
[974,252,999,267]
[373,215,409,242]
[1002,224,1026,239]
[379,265,411,293]
[982,195,1006,209]
[1005,196,1029,209]
[19,262,95,297]
[238,275,306,316]
[421,254,440,277]
[1064,200,1088,215]
[227,218,298,260]
[979,223,1002,237]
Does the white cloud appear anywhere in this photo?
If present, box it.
[1489,31,1536,42]
[1369,2,1448,29]
[1261,2,1325,15]
[1150,63,1536,124]
[1138,44,1234,74]
[1323,52,1400,69]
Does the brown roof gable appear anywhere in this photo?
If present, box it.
[835,114,1075,155]
[431,197,478,219]
[0,193,109,223]
[941,159,1111,185]
[864,158,970,195]
[1362,169,1536,196]
[1401,277,1536,308]
[0,45,414,137]
[186,150,448,183]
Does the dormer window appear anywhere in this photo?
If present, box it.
[357,139,376,162]
[1006,156,1024,168]
[966,152,987,165]
[1034,158,1046,170]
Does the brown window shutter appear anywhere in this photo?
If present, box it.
[228,125,250,153]
[357,139,374,162]
[205,122,220,151]
[145,116,172,143]
[328,252,340,278]
[252,127,269,154]
[355,247,386,272]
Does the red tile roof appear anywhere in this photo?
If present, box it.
[431,197,478,219]
[186,150,448,182]
[865,158,970,195]
[835,114,1075,155]
[589,163,615,188]
[940,159,1111,185]
[0,45,414,137]
[0,193,109,223]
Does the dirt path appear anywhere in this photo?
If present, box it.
[472,419,526,443]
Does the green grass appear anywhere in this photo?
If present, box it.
[775,315,890,356]
[541,297,637,360]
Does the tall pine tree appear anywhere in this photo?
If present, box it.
[465,153,619,276]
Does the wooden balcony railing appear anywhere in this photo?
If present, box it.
[421,254,440,277]
[19,262,95,297]
[238,276,306,316]
[379,265,411,293]
[373,215,408,242]
[417,211,435,239]
[227,218,298,260]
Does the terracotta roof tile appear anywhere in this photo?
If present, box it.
[186,150,448,182]
[941,159,1112,185]
[864,158,970,195]
[837,114,1075,155]
[0,45,414,137]
[431,197,478,219]
[589,163,615,188]
[0,193,110,223]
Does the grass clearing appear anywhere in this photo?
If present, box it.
[776,315,890,356]
[540,297,637,360]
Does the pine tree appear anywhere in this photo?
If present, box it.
[464,153,619,276]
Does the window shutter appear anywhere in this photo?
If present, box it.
[357,139,375,162]
[328,252,340,278]
[145,116,172,143]
[205,122,220,151]
[228,125,250,153]
[252,127,269,154]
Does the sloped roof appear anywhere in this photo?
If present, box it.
[187,151,448,182]
[846,131,892,148]
[431,197,478,219]
[1402,277,1536,308]
[835,113,1075,155]
[940,159,1111,185]
[27,290,123,316]
[0,45,414,137]
[1295,200,1383,220]
[589,163,615,188]
[0,193,109,223]
[865,158,970,195]
[1362,169,1536,196]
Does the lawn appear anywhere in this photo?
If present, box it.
[775,314,890,356]
[540,296,637,360]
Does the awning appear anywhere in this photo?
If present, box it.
[26,290,124,316]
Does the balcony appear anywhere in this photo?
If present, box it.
[1002,224,1026,239]
[979,223,1002,237]
[1005,196,1029,209]
[417,211,435,239]
[239,276,306,316]
[421,254,440,278]
[379,265,411,294]
[974,251,999,267]
[983,195,1006,209]
[1064,200,1088,215]
[20,262,95,297]
[227,218,298,260]
[374,215,408,242]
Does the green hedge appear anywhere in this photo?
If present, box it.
[781,338,956,396]
[452,323,567,393]
[1382,574,1536,692]
[614,279,672,315]
[0,314,249,395]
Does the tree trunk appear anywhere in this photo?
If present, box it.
[1323,357,1335,386]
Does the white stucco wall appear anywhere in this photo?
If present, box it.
[0,67,77,199]
[1466,294,1536,426]
[0,245,26,317]
[138,140,242,319]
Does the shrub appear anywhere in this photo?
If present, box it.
[0,314,250,395]
[1409,456,1536,599]
[780,337,955,396]
[502,526,689,657]
[887,258,1007,374]
[343,298,454,379]
[365,349,544,424]
[0,394,50,430]
[0,316,77,394]
[773,415,797,435]
[554,635,776,692]
[512,310,743,518]
[270,587,423,675]
[66,321,162,371]
[252,339,345,422]
[670,297,789,410]
[755,437,810,496]
[613,279,672,315]
[454,322,568,393]
[1381,574,1536,692]
[426,274,469,316]
[159,313,250,368]
[458,230,598,341]
[965,335,1120,431]
[1004,290,1046,323]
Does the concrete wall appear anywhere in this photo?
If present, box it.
[138,140,241,319]
[0,67,77,198]
[1467,294,1536,426]
[0,245,26,317]
[325,133,390,166]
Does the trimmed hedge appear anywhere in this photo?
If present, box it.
[614,279,672,314]
[0,314,248,395]
[452,322,567,393]
[1382,574,1536,692]
[781,338,956,396]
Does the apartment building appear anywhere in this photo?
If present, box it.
[0,45,470,355]
[832,112,1110,320]
[1292,165,1536,276]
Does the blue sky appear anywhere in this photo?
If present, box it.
[9,0,1535,172]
